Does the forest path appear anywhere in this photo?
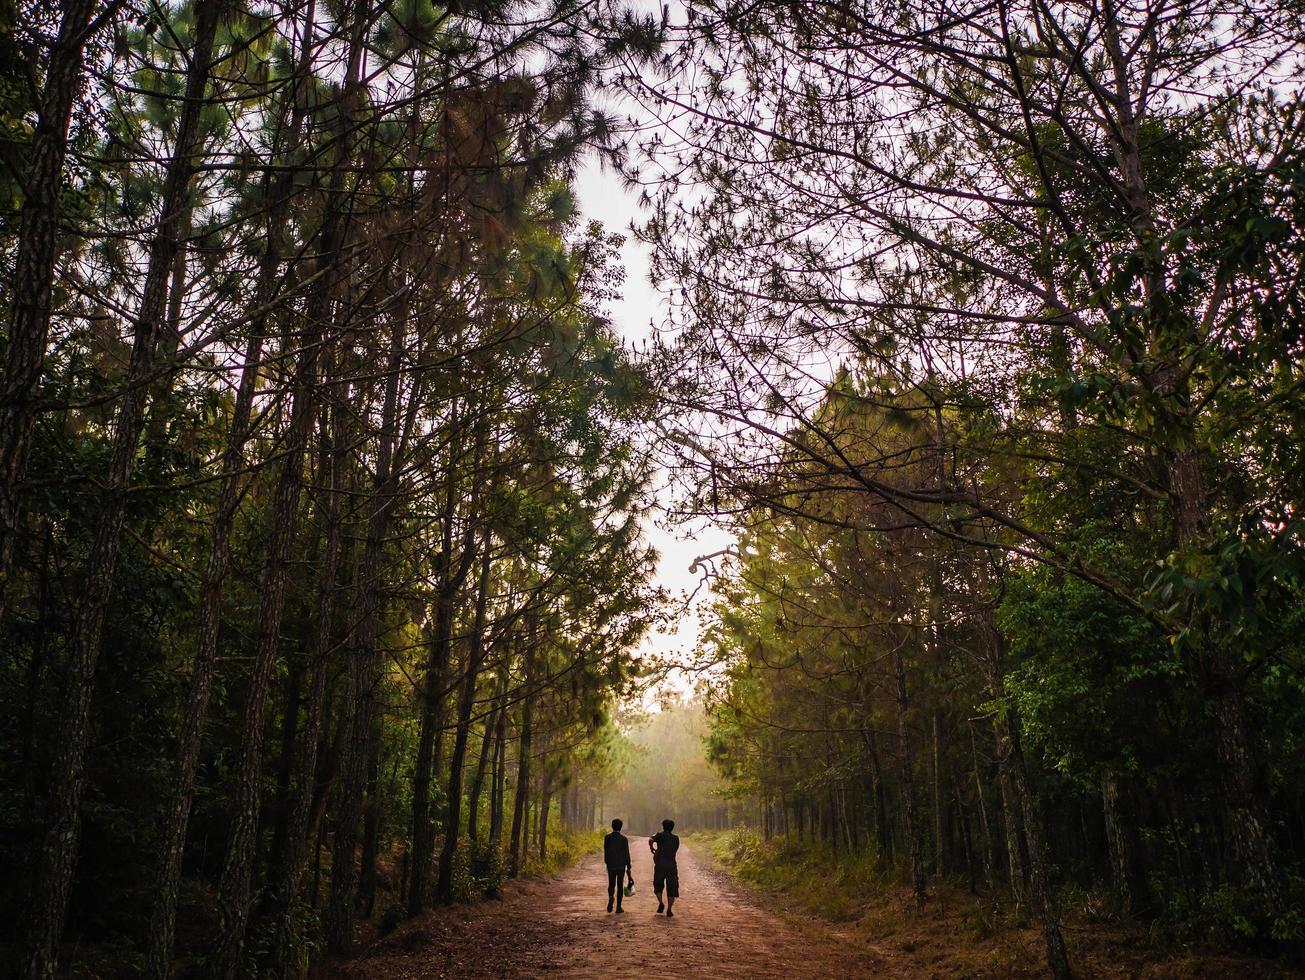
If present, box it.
[328,841,902,978]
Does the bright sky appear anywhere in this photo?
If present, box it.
[571,156,734,692]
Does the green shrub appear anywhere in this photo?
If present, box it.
[1157,880,1305,949]
[469,841,506,898]
[521,827,603,878]
[715,825,764,868]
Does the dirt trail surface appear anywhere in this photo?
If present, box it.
[321,842,897,979]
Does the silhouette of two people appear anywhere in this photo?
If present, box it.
[604,818,632,912]
[603,817,680,916]
[650,818,680,917]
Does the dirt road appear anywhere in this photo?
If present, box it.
[331,842,895,979]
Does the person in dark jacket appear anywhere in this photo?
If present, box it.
[603,818,632,912]
[649,818,680,916]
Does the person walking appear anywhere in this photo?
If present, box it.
[649,818,680,916]
[603,818,632,913]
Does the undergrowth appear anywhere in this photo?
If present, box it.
[691,827,1305,977]
[520,828,604,879]
[699,825,894,921]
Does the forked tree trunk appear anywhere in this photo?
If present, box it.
[211,0,372,961]
[211,371,318,975]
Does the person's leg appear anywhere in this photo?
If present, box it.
[607,867,618,911]
[615,867,624,912]
[653,867,665,913]
[665,871,678,916]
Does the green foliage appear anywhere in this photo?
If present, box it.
[468,841,508,899]
[520,828,604,878]
[701,828,889,922]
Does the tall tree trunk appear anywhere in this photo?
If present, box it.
[144,44,319,961]
[0,0,108,625]
[23,5,223,973]
[437,533,495,902]
[266,652,305,888]
[357,713,384,919]
[325,283,406,955]
[509,669,535,877]
[408,413,478,914]
[270,384,346,973]
[1167,446,1282,911]
[892,644,926,905]
[1102,773,1152,917]
[489,705,508,846]
[969,723,997,894]
[933,710,947,878]
[952,765,977,894]
[994,716,1028,910]
[210,372,316,976]
[986,641,1070,980]
[408,608,451,913]
[862,727,891,870]
[1006,716,1071,980]
[538,778,553,863]
[468,695,502,844]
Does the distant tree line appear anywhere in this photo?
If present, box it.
[603,696,729,836]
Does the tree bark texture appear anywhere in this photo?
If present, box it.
[436,534,495,902]
[0,0,106,626]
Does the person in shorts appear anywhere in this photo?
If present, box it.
[649,818,680,916]
[603,818,632,912]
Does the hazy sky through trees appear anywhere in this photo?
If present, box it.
[574,153,732,689]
